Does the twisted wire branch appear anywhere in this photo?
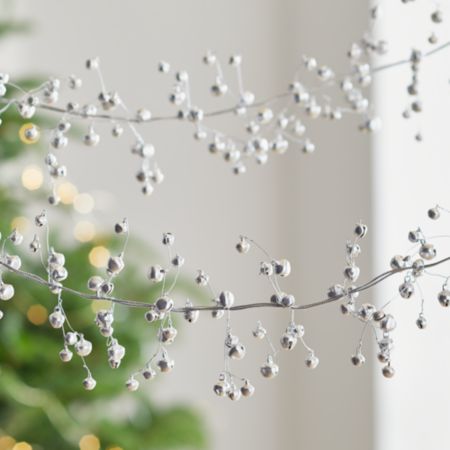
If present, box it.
[1,39,449,125]
[1,256,449,312]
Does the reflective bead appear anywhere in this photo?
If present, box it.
[351,353,366,367]
[305,353,319,369]
[399,282,414,299]
[83,376,96,391]
[49,308,65,329]
[59,347,73,362]
[419,243,436,260]
[240,380,255,398]
[438,289,450,307]
[382,365,395,378]
[260,356,279,378]
[155,296,174,313]
[126,377,140,392]
[218,291,235,308]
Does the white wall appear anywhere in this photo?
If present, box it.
[11,1,379,449]
[373,2,450,450]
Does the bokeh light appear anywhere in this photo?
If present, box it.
[18,123,40,145]
[74,221,96,242]
[79,434,100,450]
[0,436,16,450]
[21,165,43,191]
[74,193,95,214]
[12,442,32,450]
[11,216,30,234]
[89,246,110,268]
[26,304,48,326]
[57,182,78,205]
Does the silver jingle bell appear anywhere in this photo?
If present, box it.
[228,386,242,401]
[408,229,421,243]
[274,259,291,277]
[75,338,93,357]
[382,365,395,379]
[229,343,246,360]
[108,343,125,361]
[59,347,73,362]
[157,357,174,373]
[236,237,250,254]
[64,331,78,346]
[252,322,267,339]
[380,314,397,332]
[260,357,279,379]
[280,333,298,350]
[280,294,295,307]
[412,259,425,277]
[211,309,224,319]
[354,223,368,238]
[358,303,376,322]
[100,281,114,295]
[49,308,65,329]
[305,354,319,369]
[351,353,366,367]
[340,302,355,315]
[0,283,14,301]
[108,358,121,369]
[162,232,175,246]
[390,255,404,270]
[83,376,96,391]
[48,248,66,266]
[218,291,235,308]
[5,254,22,270]
[416,314,427,329]
[145,309,160,323]
[377,352,390,363]
[344,265,360,282]
[213,379,230,397]
[419,243,436,260]
[427,207,440,220]
[114,218,128,234]
[148,265,165,282]
[107,256,125,275]
[100,326,114,337]
[183,302,199,324]
[399,282,414,299]
[328,284,345,298]
[142,367,156,380]
[171,254,185,267]
[126,377,140,392]
[240,380,255,398]
[260,262,274,276]
[438,289,450,307]
[158,326,178,345]
[155,296,174,313]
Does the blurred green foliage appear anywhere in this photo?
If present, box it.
[0,19,207,450]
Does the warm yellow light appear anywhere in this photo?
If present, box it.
[21,165,43,191]
[19,123,40,144]
[13,442,32,450]
[91,299,112,313]
[57,182,78,205]
[11,216,30,234]
[79,434,100,450]
[74,221,96,243]
[89,246,110,268]
[0,436,16,450]
[27,304,48,326]
[74,193,95,214]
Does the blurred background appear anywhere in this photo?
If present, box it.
[0,0,450,449]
